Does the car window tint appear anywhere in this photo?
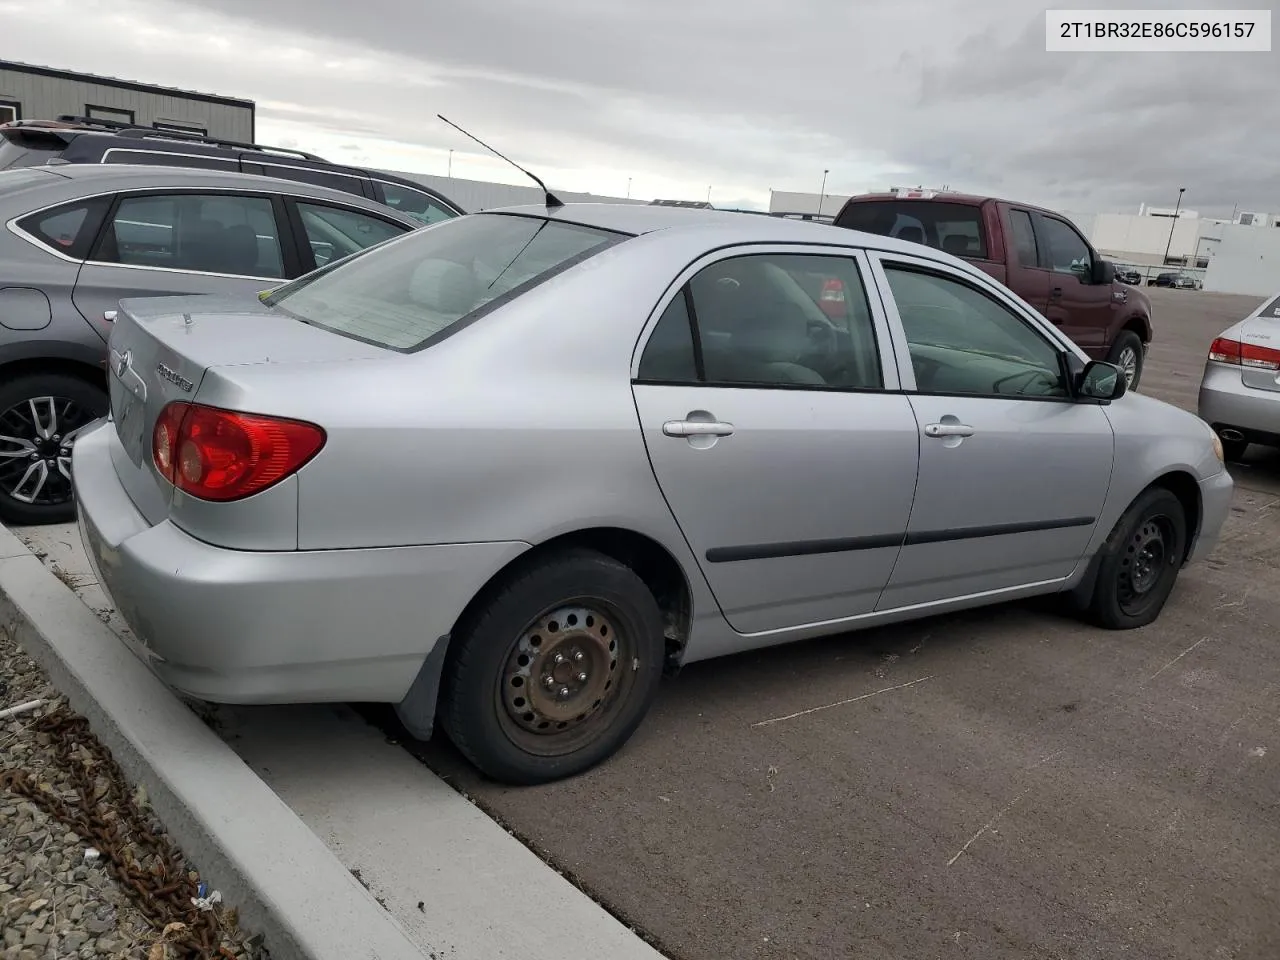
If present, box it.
[1008,210,1039,267]
[99,194,284,278]
[19,202,92,254]
[1039,216,1093,278]
[262,213,622,352]
[296,202,409,267]
[837,201,987,259]
[685,254,883,389]
[637,293,698,382]
[379,183,457,224]
[883,265,1067,399]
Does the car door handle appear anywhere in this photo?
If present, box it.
[103,310,117,322]
[663,419,734,438]
[1049,287,1063,300]
[924,422,974,438]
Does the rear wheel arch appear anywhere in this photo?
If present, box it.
[394,527,694,743]
[0,355,107,392]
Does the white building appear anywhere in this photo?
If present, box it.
[377,170,644,213]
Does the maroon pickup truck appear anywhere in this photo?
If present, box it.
[833,190,1153,389]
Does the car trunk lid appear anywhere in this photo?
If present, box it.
[1233,295,1280,394]
[107,294,389,522]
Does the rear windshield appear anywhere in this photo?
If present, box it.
[836,200,988,259]
[1258,295,1280,319]
[0,133,66,171]
[262,213,625,351]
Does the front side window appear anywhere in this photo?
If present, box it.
[883,264,1067,399]
[95,193,284,277]
[379,182,458,224]
[836,200,988,260]
[1038,216,1094,280]
[636,253,883,389]
[263,213,623,351]
[295,202,409,267]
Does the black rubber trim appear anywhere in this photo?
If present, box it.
[902,515,1095,546]
[705,516,1095,563]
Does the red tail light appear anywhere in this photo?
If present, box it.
[152,402,326,502]
[1208,336,1280,371]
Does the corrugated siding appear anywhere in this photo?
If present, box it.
[0,68,252,140]
[375,169,645,212]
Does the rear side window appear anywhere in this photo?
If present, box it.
[263,213,624,352]
[837,200,988,260]
[96,193,285,278]
[16,197,109,259]
[1007,210,1040,267]
[295,201,409,267]
[102,148,239,172]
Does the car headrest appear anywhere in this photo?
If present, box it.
[408,259,479,315]
[942,234,972,256]
[897,226,925,244]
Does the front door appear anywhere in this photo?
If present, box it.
[1035,212,1115,355]
[867,253,1115,610]
[71,190,293,336]
[631,248,920,635]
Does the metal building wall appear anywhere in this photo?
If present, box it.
[0,62,253,141]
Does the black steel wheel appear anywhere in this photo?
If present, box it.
[440,548,665,785]
[0,374,107,526]
[1086,487,1187,629]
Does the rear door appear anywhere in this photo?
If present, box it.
[631,245,920,636]
[1034,212,1114,354]
[71,189,301,335]
[866,251,1114,610]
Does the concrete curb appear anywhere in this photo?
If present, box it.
[0,522,430,960]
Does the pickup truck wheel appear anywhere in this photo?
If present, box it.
[0,374,107,526]
[1107,331,1144,391]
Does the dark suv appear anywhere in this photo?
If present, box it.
[0,116,464,225]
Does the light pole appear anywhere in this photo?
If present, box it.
[706,185,712,204]
[1161,187,1185,266]
[447,149,453,178]
[817,169,829,217]
[626,177,632,199]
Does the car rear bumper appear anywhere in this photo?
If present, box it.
[72,419,529,705]
[1198,362,1280,446]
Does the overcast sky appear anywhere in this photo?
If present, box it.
[3,0,1275,216]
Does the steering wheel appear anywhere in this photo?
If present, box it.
[992,367,1061,396]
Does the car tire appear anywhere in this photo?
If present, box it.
[0,373,107,526]
[1085,487,1188,630]
[439,548,665,785]
[1107,331,1145,391]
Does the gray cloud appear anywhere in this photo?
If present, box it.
[5,0,1276,216]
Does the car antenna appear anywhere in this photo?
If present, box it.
[437,114,563,209]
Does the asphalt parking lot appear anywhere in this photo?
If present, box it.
[412,287,1280,960]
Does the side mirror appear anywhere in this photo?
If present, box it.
[1091,258,1115,285]
[1078,360,1127,401]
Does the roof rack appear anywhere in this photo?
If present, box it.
[53,115,328,162]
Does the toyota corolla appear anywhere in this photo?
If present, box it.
[74,203,1233,785]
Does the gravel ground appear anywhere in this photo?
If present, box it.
[0,626,265,960]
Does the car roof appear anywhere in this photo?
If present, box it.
[481,201,962,260]
[3,164,421,223]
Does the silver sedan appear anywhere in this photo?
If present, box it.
[1198,289,1280,462]
[74,203,1233,785]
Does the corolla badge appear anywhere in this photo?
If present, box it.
[156,362,195,393]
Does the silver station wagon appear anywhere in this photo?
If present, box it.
[73,203,1233,785]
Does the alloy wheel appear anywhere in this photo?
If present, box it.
[0,396,96,506]
[1117,346,1139,389]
